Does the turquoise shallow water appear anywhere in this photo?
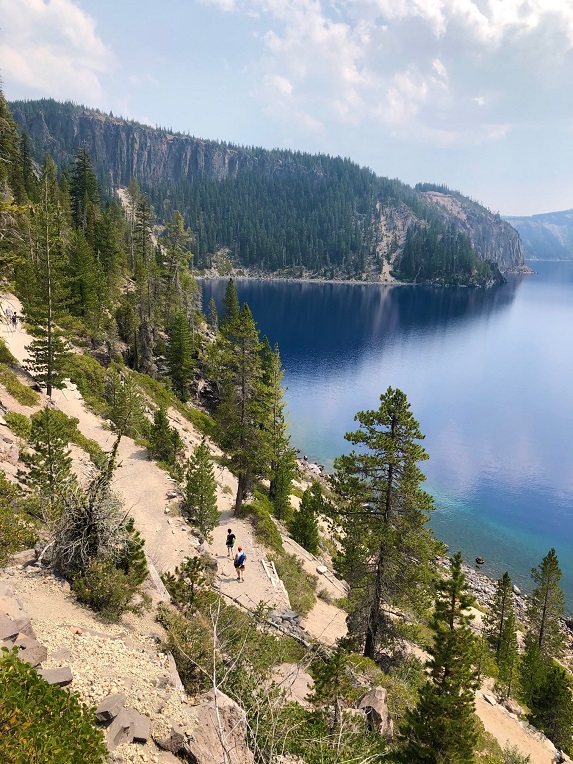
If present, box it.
[202,262,573,610]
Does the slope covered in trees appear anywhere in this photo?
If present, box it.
[10,98,524,285]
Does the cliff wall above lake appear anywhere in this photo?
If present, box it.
[11,99,525,282]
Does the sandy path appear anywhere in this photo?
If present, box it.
[0,297,199,573]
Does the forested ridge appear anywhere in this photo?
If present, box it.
[2,86,571,763]
[11,98,523,285]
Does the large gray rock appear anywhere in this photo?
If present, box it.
[187,690,254,764]
[38,666,73,686]
[155,691,254,764]
[358,687,393,739]
[95,693,127,722]
[14,635,48,667]
[0,613,20,642]
[106,708,150,750]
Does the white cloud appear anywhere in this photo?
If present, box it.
[201,0,573,148]
[0,0,114,103]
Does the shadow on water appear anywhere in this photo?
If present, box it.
[201,276,526,356]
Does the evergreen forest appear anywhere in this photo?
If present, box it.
[10,98,519,286]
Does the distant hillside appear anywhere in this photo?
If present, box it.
[504,209,573,260]
[11,99,524,285]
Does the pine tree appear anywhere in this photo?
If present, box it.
[485,572,514,658]
[162,210,192,327]
[214,303,270,514]
[526,549,565,658]
[309,649,355,733]
[24,157,71,397]
[289,482,322,554]
[520,549,566,709]
[166,310,194,401]
[69,148,99,243]
[394,552,478,764]
[148,408,184,473]
[219,277,240,334]
[495,607,520,700]
[260,337,296,519]
[103,366,146,438]
[183,441,219,541]
[19,407,75,514]
[207,296,218,332]
[332,387,440,658]
[529,664,573,751]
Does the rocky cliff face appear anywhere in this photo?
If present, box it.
[423,191,524,270]
[11,103,256,187]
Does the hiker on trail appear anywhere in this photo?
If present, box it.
[226,528,236,557]
[554,748,565,763]
[11,313,17,329]
[234,546,246,582]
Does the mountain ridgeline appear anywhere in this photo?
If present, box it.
[11,99,524,285]
[504,209,573,260]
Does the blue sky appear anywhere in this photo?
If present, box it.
[1,0,572,216]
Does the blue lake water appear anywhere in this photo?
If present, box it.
[202,262,573,609]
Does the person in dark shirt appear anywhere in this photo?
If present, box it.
[225,529,236,557]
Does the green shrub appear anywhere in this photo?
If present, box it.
[184,406,217,439]
[0,338,17,366]
[271,552,317,616]
[242,492,284,552]
[62,354,106,412]
[0,471,37,567]
[3,412,31,440]
[0,647,107,764]
[72,558,148,622]
[70,430,105,465]
[0,365,39,406]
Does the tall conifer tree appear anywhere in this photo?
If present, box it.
[394,552,478,764]
[25,157,71,397]
[332,387,440,658]
[183,441,219,541]
[215,303,269,514]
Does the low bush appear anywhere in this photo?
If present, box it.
[184,405,217,439]
[0,365,39,406]
[271,552,317,616]
[3,411,31,440]
[0,471,37,567]
[242,492,284,552]
[62,354,106,412]
[0,647,107,764]
[0,337,17,366]
[72,558,148,622]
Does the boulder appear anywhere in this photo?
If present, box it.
[482,693,497,706]
[38,666,73,686]
[502,697,524,716]
[0,613,20,642]
[160,690,255,764]
[358,687,393,739]
[0,595,33,637]
[155,723,187,754]
[316,565,328,574]
[105,707,150,749]
[14,635,48,667]
[95,693,127,723]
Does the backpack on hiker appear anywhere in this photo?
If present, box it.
[234,551,246,568]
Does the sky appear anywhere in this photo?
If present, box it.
[1,0,572,216]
